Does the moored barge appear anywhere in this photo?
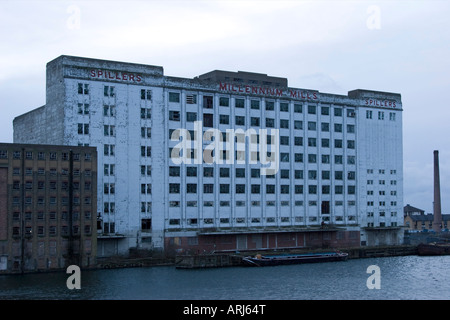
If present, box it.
[242,251,349,267]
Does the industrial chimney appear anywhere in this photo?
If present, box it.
[432,150,442,233]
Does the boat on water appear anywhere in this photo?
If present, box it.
[417,242,450,256]
[242,251,349,267]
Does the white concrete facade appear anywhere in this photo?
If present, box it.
[13,55,403,253]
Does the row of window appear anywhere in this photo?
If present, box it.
[11,196,92,206]
[366,110,396,121]
[169,112,356,132]
[169,92,357,116]
[168,167,356,179]
[367,201,399,206]
[167,199,357,207]
[13,180,92,191]
[0,150,92,161]
[12,225,93,237]
[168,183,357,195]
[367,169,397,174]
[367,212,398,217]
[170,149,354,163]
[76,84,396,123]
[168,215,358,226]
[12,211,92,221]
[9,167,92,176]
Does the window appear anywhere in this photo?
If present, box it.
[169,183,180,193]
[203,184,214,193]
[280,136,289,146]
[186,112,197,122]
[104,125,115,136]
[389,112,396,121]
[308,105,316,114]
[169,111,180,121]
[307,121,316,131]
[218,114,229,125]
[235,98,245,108]
[265,101,274,110]
[140,108,151,119]
[141,127,151,139]
[220,167,229,177]
[347,140,355,149]
[78,123,89,135]
[104,183,115,195]
[266,118,274,128]
[236,168,245,178]
[321,106,329,115]
[308,138,316,147]
[104,85,115,97]
[186,183,197,193]
[334,107,342,117]
[294,120,302,130]
[308,154,316,163]
[186,167,197,177]
[366,110,373,119]
[203,95,213,109]
[378,111,384,120]
[347,124,355,133]
[203,114,213,127]
[169,92,180,103]
[220,184,230,194]
[104,144,115,156]
[250,100,260,109]
[294,104,302,113]
[78,103,89,115]
[334,123,342,132]
[251,117,260,126]
[169,166,180,177]
[235,116,245,126]
[141,146,151,157]
[104,164,115,176]
[335,139,342,148]
[280,102,289,112]
[186,94,197,104]
[141,89,152,100]
[236,184,246,193]
[78,83,89,94]
[141,219,152,230]
[251,184,260,194]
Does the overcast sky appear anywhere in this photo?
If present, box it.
[1,0,449,214]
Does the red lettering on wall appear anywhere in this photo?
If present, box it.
[364,98,397,108]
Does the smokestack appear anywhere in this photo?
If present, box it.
[433,150,442,233]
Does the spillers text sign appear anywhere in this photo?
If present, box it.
[90,69,143,82]
[364,98,397,108]
[219,82,318,101]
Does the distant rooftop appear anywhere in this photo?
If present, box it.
[195,70,288,87]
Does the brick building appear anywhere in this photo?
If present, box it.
[0,143,97,273]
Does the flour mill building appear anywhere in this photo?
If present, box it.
[13,55,404,255]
